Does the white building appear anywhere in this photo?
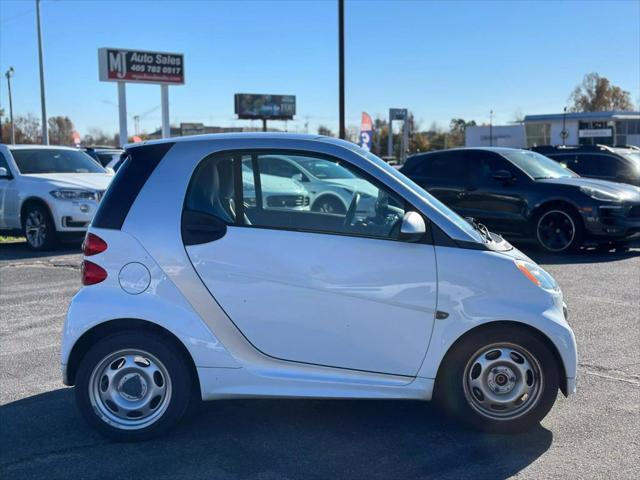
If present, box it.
[523,111,640,148]
[465,124,525,148]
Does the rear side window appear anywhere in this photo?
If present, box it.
[93,142,174,229]
[184,154,237,224]
[428,152,465,181]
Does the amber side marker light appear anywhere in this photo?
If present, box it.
[515,261,541,286]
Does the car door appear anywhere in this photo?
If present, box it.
[403,152,466,212]
[456,151,529,235]
[182,150,438,377]
[0,151,20,230]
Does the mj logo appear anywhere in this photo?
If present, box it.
[108,51,127,79]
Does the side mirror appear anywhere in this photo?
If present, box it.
[400,211,426,242]
[492,169,513,182]
[0,167,12,179]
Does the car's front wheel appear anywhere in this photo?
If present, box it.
[75,331,195,441]
[535,207,584,253]
[22,203,57,250]
[435,325,560,434]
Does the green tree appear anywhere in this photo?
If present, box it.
[569,73,633,112]
[448,118,476,147]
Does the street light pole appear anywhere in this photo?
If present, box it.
[338,0,345,139]
[36,0,48,144]
[562,107,567,146]
[489,109,494,147]
[5,67,15,144]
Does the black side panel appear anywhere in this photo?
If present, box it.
[92,142,174,229]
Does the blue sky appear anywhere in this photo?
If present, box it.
[1,0,639,137]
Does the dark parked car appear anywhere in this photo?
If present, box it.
[531,145,640,187]
[401,147,640,252]
[82,146,124,170]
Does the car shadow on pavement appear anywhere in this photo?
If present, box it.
[0,240,81,262]
[1,388,552,480]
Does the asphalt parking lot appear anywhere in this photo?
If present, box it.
[1,240,638,480]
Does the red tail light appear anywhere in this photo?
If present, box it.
[81,260,108,285]
[83,233,108,256]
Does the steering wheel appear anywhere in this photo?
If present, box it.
[343,192,361,228]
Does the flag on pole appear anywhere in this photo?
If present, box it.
[358,112,374,151]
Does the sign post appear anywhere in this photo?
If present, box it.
[388,108,408,163]
[98,48,184,146]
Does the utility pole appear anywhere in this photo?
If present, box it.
[36,0,48,144]
[489,109,494,147]
[561,107,567,146]
[338,0,345,139]
[5,67,15,144]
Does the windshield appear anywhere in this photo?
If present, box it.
[355,148,485,243]
[11,148,106,174]
[620,152,640,174]
[295,157,355,179]
[502,150,576,179]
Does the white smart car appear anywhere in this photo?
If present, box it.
[61,133,577,441]
[0,145,113,249]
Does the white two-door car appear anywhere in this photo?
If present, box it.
[0,144,113,249]
[61,133,577,441]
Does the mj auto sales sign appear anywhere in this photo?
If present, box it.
[98,48,184,85]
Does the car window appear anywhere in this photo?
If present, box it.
[426,152,465,181]
[10,148,106,174]
[184,154,237,224]
[581,154,622,177]
[0,152,10,172]
[242,152,407,240]
[260,156,300,178]
[464,151,519,186]
[402,155,432,176]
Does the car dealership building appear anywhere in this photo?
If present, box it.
[466,110,640,149]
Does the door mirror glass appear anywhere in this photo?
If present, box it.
[400,211,426,242]
[0,166,10,178]
[492,169,513,182]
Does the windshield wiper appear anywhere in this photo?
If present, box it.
[465,217,491,242]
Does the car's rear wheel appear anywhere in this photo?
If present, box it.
[435,325,560,434]
[75,331,195,441]
[535,208,584,253]
[22,203,57,250]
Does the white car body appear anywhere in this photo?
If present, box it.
[258,154,377,212]
[60,134,577,439]
[0,145,113,244]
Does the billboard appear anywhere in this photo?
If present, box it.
[98,48,184,85]
[235,94,296,120]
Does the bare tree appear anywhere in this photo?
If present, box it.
[569,73,633,112]
[317,125,334,137]
[14,114,41,144]
[48,116,74,145]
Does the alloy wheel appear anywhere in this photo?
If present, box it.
[536,210,575,252]
[25,210,47,249]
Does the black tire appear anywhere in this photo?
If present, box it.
[312,195,346,214]
[534,206,584,253]
[434,325,560,434]
[75,331,195,442]
[22,203,57,251]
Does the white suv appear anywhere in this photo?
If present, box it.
[61,134,577,441]
[0,145,113,249]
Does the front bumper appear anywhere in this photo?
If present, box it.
[580,203,640,242]
[50,199,100,232]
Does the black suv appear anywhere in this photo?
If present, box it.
[531,145,640,187]
[401,147,640,252]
